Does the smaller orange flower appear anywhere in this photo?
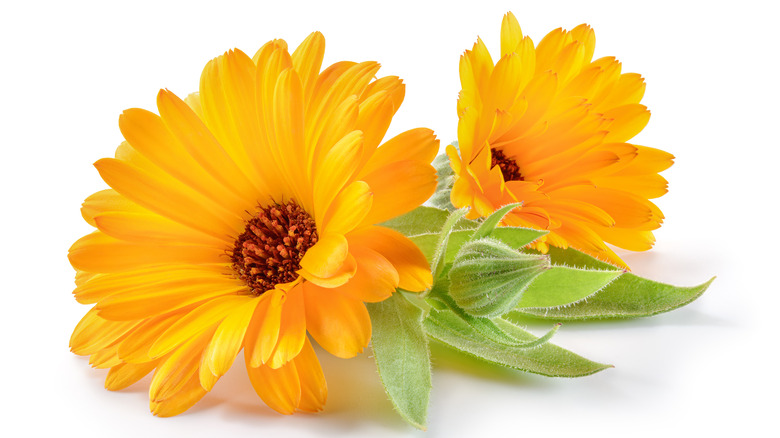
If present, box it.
[448,12,673,268]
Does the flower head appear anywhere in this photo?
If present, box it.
[69,32,438,416]
[448,12,673,268]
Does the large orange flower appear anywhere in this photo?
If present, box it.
[448,12,673,268]
[68,32,438,416]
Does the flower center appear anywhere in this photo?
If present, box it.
[491,149,524,182]
[230,200,318,296]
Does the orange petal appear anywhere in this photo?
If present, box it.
[150,372,208,417]
[105,361,158,391]
[360,160,437,225]
[81,189,145,227]
[245,289,285,368]
[245,352,301,415]
[70,307,139,356]
[303,282,371,358]
[360,128,440,178]
[294,338,327,412]
[337,244,399,303]
[347,226,432,292]
[268,284,307,369]
[603,104,650,143]
[298,233,349,279]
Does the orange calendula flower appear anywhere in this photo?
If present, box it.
[68,32,438,416]
[448,12,673,268]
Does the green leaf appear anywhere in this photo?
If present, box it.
[424,308,611,377]
[490,227,548,251]
[516,266,623,309]
[541,246,622,271]
[470,202,522,241]
[511,274,715,320]
[367,293,431,430]
[431,208,469,279]
[428,149,456,211]
[379,206,451,236]
[448,238,549,317]
[411,227,545,264]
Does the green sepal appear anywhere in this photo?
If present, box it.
[367,293,432,430]
[448,237,549,317]
[470,202,522,241]
[428,148,457,211]
[432,291,558,348]
[511,274,716,321]
[424,308,611,377]
[430,208,469,280]
[516,266,624,309]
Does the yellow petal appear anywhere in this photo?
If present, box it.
[94,158,240,239]
[68,231,224,273]
[118,106,251,215]
[150,295,252,358]
[117,312,184,364]
[322,181,373,236]
[74,264,228,304]
[500,12,523,57]
[94,211,228,247]
[81,189,145,227]
[157,89,261,202]
[203,297,262,382]
[312,130,363,223]
[292,31,325,102]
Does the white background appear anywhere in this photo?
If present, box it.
[2,0,777,436]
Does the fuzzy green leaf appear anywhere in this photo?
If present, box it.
[511,274,715,320]
[449,238,549,317]
[516,267,624,309]
[424,309,611,377]
[412,227,545,264]
[367,293,431,430]
[428,149,456,211]
[541,246,622,271]
[379,206,451,236]
[471,202,522,241]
